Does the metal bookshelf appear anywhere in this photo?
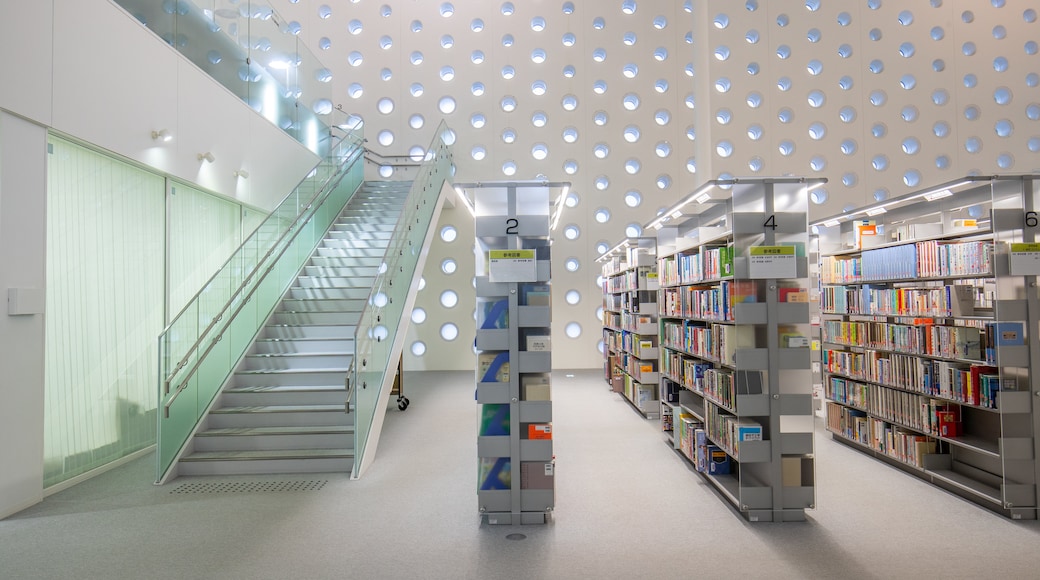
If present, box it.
[648,177,821,522]
[472,183,555,525]
[814,174,1040,520]
[599,237,661,419]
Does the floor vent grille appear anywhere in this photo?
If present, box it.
[170,480,328,494]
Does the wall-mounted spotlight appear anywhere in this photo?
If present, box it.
[234,169,250,179]
[197,152,216,163]
[151,129,172,142]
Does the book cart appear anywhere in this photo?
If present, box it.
[815,175,1040,519]
[649,177,820,522]
[472,183,554,525]
[599,237,661,419]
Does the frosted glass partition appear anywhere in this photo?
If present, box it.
[113,0,334,154]
[44,137,166,487]
[167,181,248,320]
[157,128,366,481]
[352,122,455,478]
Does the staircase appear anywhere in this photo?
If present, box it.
[177,181,413,476]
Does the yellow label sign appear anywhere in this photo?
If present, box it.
[750,246,796,256]
[1011,243,1040,253]
[489,249,536,260]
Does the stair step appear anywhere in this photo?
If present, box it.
[263,324,356,340]
[326,231,394,241]
[295,276,375,289]
[286,288,372,301]
[234,368,349,388]
[221,383,348,407]
[313,250,385,264]
[177,449,354,475]
[241,353,352,371]
[303,265,380,278]
[207,404,351,428]
[269,311,362,325]
[193,426,353,452]
[253,337,354,354]
[279,298,367,312]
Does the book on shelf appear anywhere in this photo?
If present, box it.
[695,428,708,472]
[526,423,552,440]
[521,283,552,306]
[779,287,809,303]
[480,298,509,329]
[521,374,551,401]
[706,445,731,475]
[479,404,510,436]
[478,457,511,490]
[520,461,554,490]
[478,352,510,383]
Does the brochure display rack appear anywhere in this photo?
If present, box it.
[473,184,554,525]
[816,175,1040,520]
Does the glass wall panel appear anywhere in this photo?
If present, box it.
[44,137,166,486]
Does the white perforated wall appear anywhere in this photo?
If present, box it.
[277,0,1039,370]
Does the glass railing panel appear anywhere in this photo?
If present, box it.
[113,0,334,153]
[157,128,365,481]
[352,122,454,477]
[159,372,198,471]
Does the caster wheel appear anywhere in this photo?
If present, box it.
[398,397,410,411]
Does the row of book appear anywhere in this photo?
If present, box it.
[821,240,993,283]
[705,402,764,461]
[659,280,758,322]
[602,293,624,313]
[826,401,941,469]
[620,311,655,333]
[866,384,965,438]
[603,311,621,330]
[660,350,713,393]
[826,401,871,446]
[820,284,977,317]
[825,376,869,410]
[623,374,657,409]
[822,348,1002,409]
[822,319,984,361]
[661,320,756,367]
[602,328,621,353]
[620,351,657,382]
[677,414,733,475]
[620,330,656,358]
[602,264,658,294]
[658,245,736,287]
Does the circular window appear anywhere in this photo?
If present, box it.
[624,159,641,174]
[411,341,426,357]
[440,226,457,243]
[565,322,582,339]
[594,176,610,191]
[565,290,581,305]
[377,98,394,115]
[438,96,456,114]
[502,161,517,176]
[624,191,642,207]
[562,127,579,143]
[595,241,609,255]
[377,130,394,147]
[563,160,578,174]
[502,128,517,143]
[624,126,641,142]
[471,146,486,161]
[565,192,580,208]
[563,224,580,240]
[440,66,455,81]
[440,290,459,308]
[593,143,610,159]
[440,323,459,341]
[594,209,610,224]
[656,142,672,157]
[410,83,424,97]
[622,94,640,111]
[565,258,581,272]
[532,143,549,160]
[411,308,427,324]
[501,96,517,113]
[441,258,457,275]
[625,223,643,237]
[655,110,671,125]
[561,94,578,110]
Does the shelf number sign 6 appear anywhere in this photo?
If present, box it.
[505,218,519,235]
[1026,211,1039,229]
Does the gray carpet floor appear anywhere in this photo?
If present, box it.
[2,369,1038,579]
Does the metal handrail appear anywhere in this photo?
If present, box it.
[344,358,355,415]
[162,139,366,413]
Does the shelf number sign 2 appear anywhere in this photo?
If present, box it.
[505,218,519,235]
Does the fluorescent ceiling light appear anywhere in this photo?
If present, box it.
[923,189,953,201]
[865,207,887,216]
[823,219,841,228]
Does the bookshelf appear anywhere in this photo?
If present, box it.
[599,237,661,419]
[650,177,819,522]
[814,175,1040,520]
[473,184,554,525]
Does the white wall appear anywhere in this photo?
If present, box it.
[0,0,328,517]
[0,112,48,519]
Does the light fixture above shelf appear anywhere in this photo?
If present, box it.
[197,152,216,163]
[151,129,172,142]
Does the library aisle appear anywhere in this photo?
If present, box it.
[2,370,1039,579]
